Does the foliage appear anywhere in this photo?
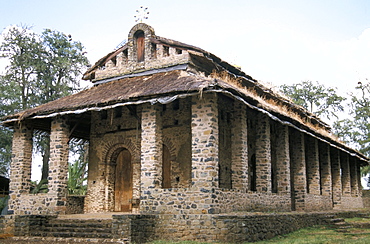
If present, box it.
[333,81,370,157]
[68,140,88,195]
[280,80,346,121]
[0,127,12,177]
[0,25,89,177]
[30,179,48,194]
[0,195,9,213]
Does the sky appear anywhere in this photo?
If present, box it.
[1,1,370,183]
[1,0,370,93]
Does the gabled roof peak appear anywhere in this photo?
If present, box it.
[83,24,250,84]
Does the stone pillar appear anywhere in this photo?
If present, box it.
[341,153,351,196]
[255,113,271,193]
[275,124,290,195]
[305,136,320,195]
[356,160,362,197]
[319,142,332,197]
[330,148,342,207]
[48,117,70,214]
[350,157,359,197]
[141,103,163,190]
[191,94,219,189]
[231,101,248,191]
[8,123,33,214]
[289,128,306,211]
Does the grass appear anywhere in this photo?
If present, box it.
[256,226,370,244]
[148,217,370,244]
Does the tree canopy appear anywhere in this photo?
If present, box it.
[0,25,90,177]
[333,80,370,158]
[280,80,346,121]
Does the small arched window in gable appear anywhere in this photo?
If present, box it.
[135,30,145,62]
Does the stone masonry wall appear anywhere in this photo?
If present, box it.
[289,128,306,211]
[340,196,364,209]
[85,107,141,213]
[362,190,370,208]
[191,94,219,190]
[48,116,70,214]
[95,23,190,81]
[8,124,33,215]
[111,211,364,243]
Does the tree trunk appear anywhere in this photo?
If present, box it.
[41,137,50,181]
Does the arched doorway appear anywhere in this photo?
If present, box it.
[114,149,133,212]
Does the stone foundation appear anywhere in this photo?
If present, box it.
[363,190,370,208]
[66,196,85,214]
[339,196,364,209]
[111,211,365,243]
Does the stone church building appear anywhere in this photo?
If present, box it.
[1,23,369,241]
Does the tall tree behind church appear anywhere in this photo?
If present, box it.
[0,26,89,178]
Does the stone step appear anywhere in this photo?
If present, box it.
[328,218,344,223]
[45,221,112,228]
[32,231,113,239]
[42,226,112,233]
[10,236,128,243]
[29,218,114,239]
[357,213,370,218]
[49,218,112,224]
[325,214,335,219]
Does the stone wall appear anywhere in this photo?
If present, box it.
[111,211,364,243]
[94,23,191,81]
[1,211,366,242]
[362,190,370,208]
[0,215,14,235]
[305,194,332,211]
[66,196,85,214]
[340,196,364,209]
[137,187,292,214]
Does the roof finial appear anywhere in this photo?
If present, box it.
[134,6,149,23]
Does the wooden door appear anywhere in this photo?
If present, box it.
[114,149,133,212]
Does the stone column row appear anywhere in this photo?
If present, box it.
[137,95,364,214]
[9,117,70,215]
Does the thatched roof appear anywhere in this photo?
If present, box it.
[2,70,210,121]
[1,68,368,164]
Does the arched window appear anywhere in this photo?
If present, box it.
[135,30,145,62]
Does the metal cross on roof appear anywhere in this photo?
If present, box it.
[134,6,149,23]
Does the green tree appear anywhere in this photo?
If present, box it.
[68,140,89,195]
[280,80,346,121]
[333,81,370,157]
[0,25,89,179]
